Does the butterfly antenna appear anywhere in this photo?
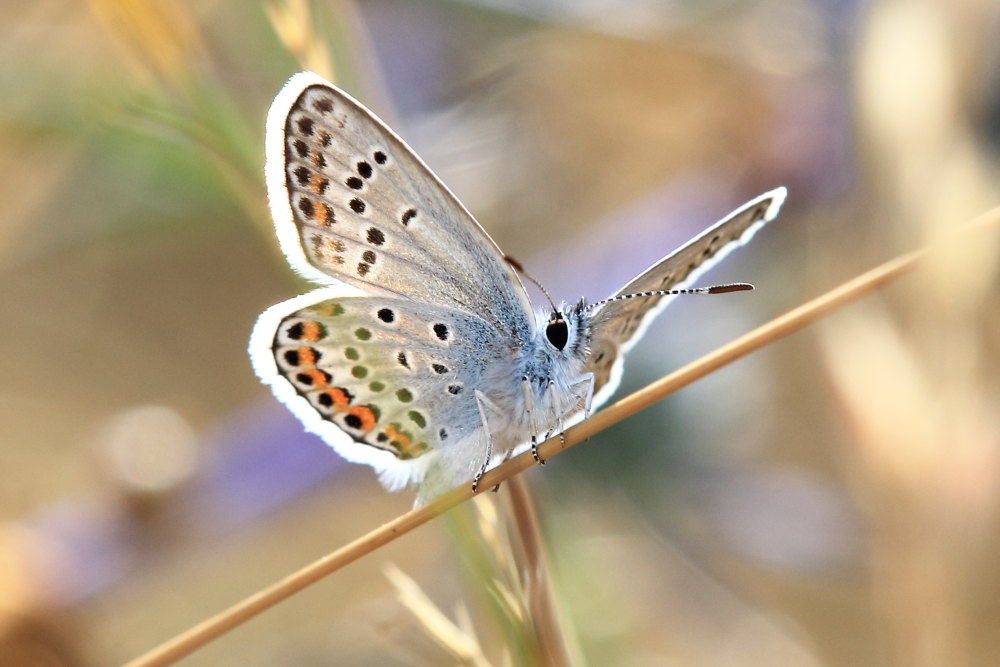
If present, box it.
[505,255,558,312]
[585,282,753,311]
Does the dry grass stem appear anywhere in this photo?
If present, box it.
[264,0,335,80]
[384,564,492,667]
[124,202,1000,667]
[505,477,576,667]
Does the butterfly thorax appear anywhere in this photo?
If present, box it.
[478,300,593,451]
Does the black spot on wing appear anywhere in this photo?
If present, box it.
[313,97,334,113]
[296,117,315,136]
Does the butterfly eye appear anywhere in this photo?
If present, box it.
[545,317,569,351]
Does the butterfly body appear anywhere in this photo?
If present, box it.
[483,300,594,438]
[250,71,786,498]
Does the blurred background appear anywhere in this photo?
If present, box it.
[2,0,999,665]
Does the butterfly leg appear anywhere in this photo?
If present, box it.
[532,380,561,463]
[575,372,596,443]
[472,390,498,492]
[553,373,596,449]
[521,376,544,464]
[574,372,596,420]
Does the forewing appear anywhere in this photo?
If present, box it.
[588,188,786,404]
[249,287,506,490]
[264,71,533,341]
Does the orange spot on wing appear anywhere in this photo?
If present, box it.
[384,424,409,446]
[310,173,329,194]
[301,369,330,388]
[324,387,352,409]
[316,304,336,316]
[385,423,425,456]
[349,406,377,432]
[301,321,324,341]
[312,202,334,226]
[297,347,317,366]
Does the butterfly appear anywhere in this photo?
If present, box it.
[249,71,786,500]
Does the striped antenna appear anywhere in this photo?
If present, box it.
[505,255,558,312]
[585,283,753,311]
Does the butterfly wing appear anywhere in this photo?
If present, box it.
[264,71,534,342]
[587,188,786,406]
[255,72,538,489]
[250,287,511,490]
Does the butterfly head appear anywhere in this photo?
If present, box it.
[541,298,590,358]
